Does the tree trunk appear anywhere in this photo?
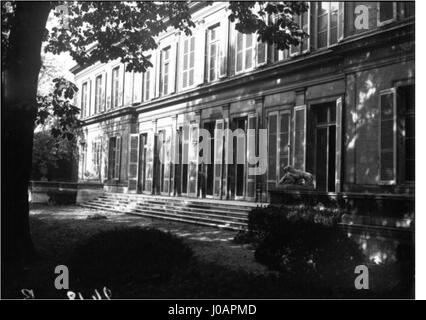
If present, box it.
[2,2,51,264]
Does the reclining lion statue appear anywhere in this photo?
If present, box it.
[278,165,315,188]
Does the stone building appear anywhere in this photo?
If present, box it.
[72,2,414,222]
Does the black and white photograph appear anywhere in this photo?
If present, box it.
[1,0,420,304]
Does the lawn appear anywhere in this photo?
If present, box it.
[1,205,413,299]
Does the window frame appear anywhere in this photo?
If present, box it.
[377,1,397,27]
[181,34,196,89]
[316,1,340,50]
[143,56,152,102]
[81,81,88,118]
[160,46,171,96]
[94,73,103,114]
[290,5,311,57]
[235,31,256,75]
[111,66,120,109]
[378,88,397,185]
[206,22,221,83]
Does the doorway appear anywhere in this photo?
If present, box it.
[314,102,336,192]
[228,116,247,199]
[202,121,215,198]
[138,133,147,193]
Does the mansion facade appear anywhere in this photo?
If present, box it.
[72,2,415,208]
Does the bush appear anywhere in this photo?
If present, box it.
[237,205,365,293]
[47,191,76,205]
[68,228,195,292]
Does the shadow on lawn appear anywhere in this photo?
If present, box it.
[1,206,414,299]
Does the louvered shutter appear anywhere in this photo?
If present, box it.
[194,22,206,85]
[379,89,397,184]
[144,130,154,193]
[267,113,278,182]
[219,17,229,78]
[168,42,177,94]
[279,111,291,180]
[335,97,343,192]
[246,114,257,200]
[293,105,306,171]
[213,119,224,198]
[188,123,199,197]
[128,134,140,193]
[338,2,345,41]
[114,136,121,180]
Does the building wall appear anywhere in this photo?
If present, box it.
[72,2,415,201]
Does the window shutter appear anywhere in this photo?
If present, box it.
[302,7,311,52]
[219,18,229,78]
[246,113,257,200]
[188,123,199,197]
[256,38,267,66]
[213,119,224,199]
[162,129,172,194]
[124,69,133,106]
[144,130,154,193]
[114,136,121,180]
[293,105,306,171]
[128,134,140,193]
[154,50,160,98]
[194,22,206,85]
[133,72,143,103]
[148,54,156,100]
[101,72,106,112]
[379,89,397,184]
[267,113,278,182]
[335,97,343,192]
[278,111,291,181]
[117,65,124,107]
[108,137,114,179]
[168,42,177,94]
[338,2,345,41]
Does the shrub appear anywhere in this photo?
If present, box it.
[238,205,365,293]
[47,191,76,205]
[68,227,195,292]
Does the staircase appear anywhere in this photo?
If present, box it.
[81,192,265,230]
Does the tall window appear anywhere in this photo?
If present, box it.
[236,32,254,73]
[111,66,120,108]
[133,72,143,103]
[317,2,339,49]
[268,111,291,184]
[94,75,103,114]
[108,136,121,180]
[182,36,195,88]
[378,2,396,25]
[379,84,415,184]
[92,140,102,179]
[81,82,88,117]
[143,57,151,101]
[207,24,220,82]
[160,46,170,96]
[290,7,310,56]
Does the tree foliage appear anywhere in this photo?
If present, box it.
[36,77,82,141]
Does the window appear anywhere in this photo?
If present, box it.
[401,1,415,19]
[207,24,220,82]
[317,2,339,49]
[160,46,170,96]
[81,82,88,117]
[398,85,415,182]
[268,111,291,184]
[378,2,396,26]
[236,32,254,73]
[92,140,102,179]
[108,136,121,180]
[182,36,195,87]
[94,75,103,114]
[133,72,143,103]
[290,7,311,56]
[143,57,152,101]
[379,85,415,184]
[111,66,120,108]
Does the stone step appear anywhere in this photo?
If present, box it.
[82,200,248,223]
[81,192,254,230]
[89,198,249,218]
[81,203,246,230]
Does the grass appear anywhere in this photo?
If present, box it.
[1,205,414,299]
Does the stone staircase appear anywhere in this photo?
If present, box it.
[81,192,266,230]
